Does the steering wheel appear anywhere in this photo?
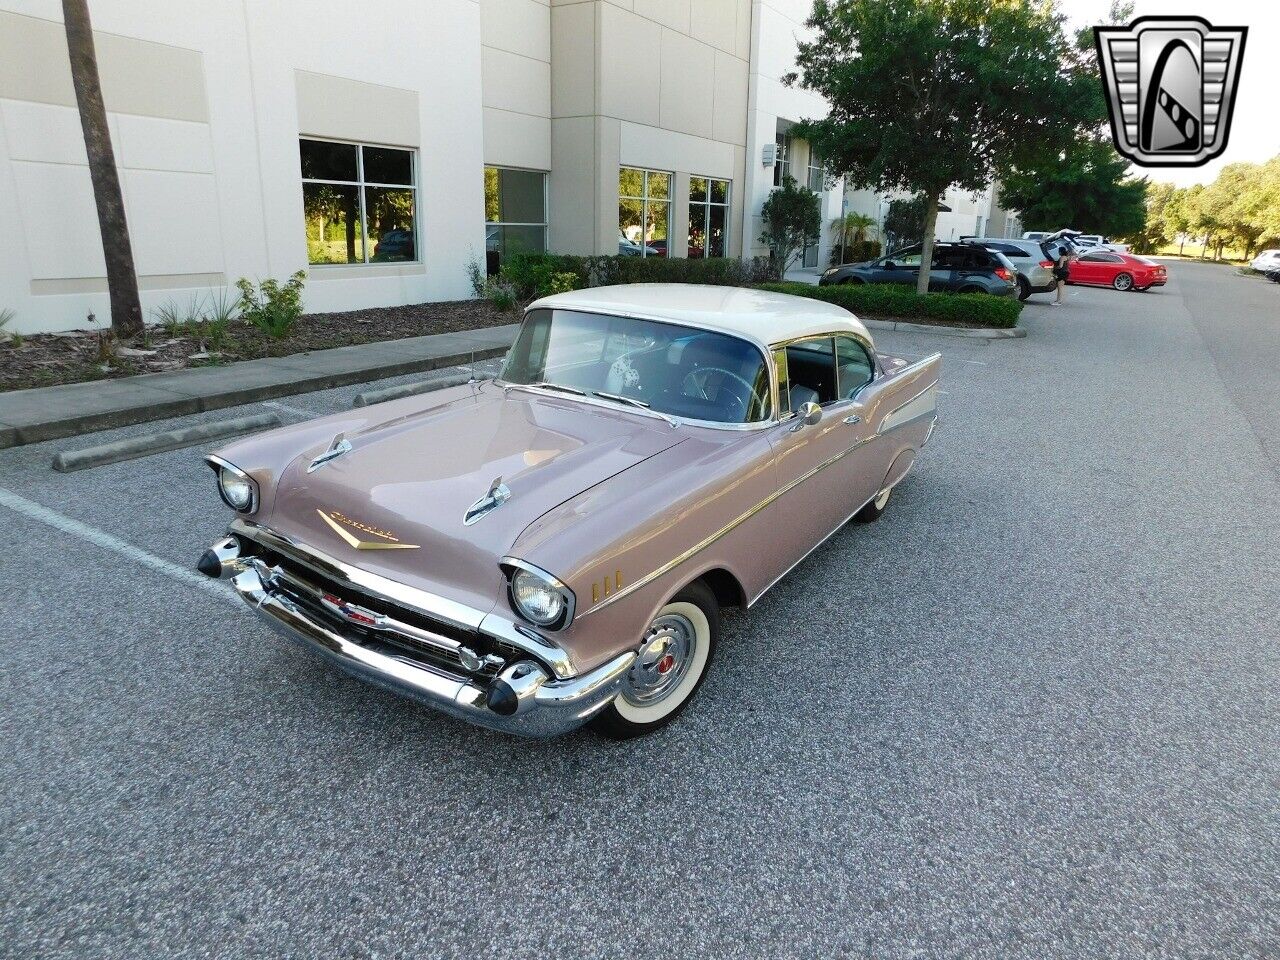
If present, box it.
[681,366,760,415]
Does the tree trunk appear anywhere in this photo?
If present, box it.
[1178,236,1185,255]
[916,194,940,296]
[63,0,143,339]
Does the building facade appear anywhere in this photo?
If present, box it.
[0,0,854,335]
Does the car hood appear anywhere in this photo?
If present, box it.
[258,386,684,612]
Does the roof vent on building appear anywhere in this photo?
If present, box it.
[761,142,778,167]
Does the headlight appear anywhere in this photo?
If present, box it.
[209,457,258,513]
[506,562,575,629]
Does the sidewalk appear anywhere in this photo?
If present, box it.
[0,324,519,449]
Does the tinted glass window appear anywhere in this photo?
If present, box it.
[361,146,413,186]
[503,310,771,424]
[784,338,837,409]
[299,139,357,181]
[836,336,874,398]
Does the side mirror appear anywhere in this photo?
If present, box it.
[800,400,823,426]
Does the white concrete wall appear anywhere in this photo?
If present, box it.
[548,0,751,258]
[481,0,551,171]
[742,0,842,266]
[0,0,483,335]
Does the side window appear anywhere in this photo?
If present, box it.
[783,337,838,411]
[835,336,874,398]
[895,251,923,268]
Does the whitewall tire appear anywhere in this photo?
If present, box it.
[593,582,719,739]
[855,485,892,523]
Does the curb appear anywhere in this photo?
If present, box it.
[51,412,282,473]
[352,372,473,408]
[861,317,1026,339]
[0,333,515,449]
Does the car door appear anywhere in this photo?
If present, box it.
[1073,252,1108,285]
[766,337,864,569]
[882,248,922,287]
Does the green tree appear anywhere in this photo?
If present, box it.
[759,176,821,279]
[882,196,928,252]
[786,0,1091,294]
[1000,138,1148,239]
[831,211,876,247]
[63,0,143,338]
[1164,187,1191,255]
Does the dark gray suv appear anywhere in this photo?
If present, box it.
[819,242,1018,297]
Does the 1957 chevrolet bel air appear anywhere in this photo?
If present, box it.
[199,285,940,738]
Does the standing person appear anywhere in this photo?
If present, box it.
[1051,246,1071,306]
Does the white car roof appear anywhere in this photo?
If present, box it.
[529,283,871,347]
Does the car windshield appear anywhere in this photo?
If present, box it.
[500,309,772,424]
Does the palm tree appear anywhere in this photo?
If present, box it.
[63,0,143,339]
[830,212,877,266]
[832,212,877,248]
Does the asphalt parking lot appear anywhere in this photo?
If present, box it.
[3,263,1277,959]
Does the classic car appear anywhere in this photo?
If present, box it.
[198,285,941,738]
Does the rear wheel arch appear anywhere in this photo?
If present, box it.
[689,567,746,610]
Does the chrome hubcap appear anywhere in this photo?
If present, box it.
[623,613,695,706]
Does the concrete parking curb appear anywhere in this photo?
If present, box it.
[860,317,1027,339]
[0,325,519,449]
[51,412,283,473]
[352,372,473,408]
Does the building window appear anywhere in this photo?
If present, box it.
[688,177,730,258]
[773,133,792,187]
[619,167,670,257]
[301,138,416,265]
[485,167,547,274]
[807,149,825,192]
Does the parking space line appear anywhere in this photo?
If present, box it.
[0,487,239,608]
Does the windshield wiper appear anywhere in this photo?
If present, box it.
[592,391,678,428]
[510,380,586,397]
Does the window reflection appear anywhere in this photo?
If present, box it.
[619,167,670,257]
[484,167,547,273]
[300,139,416,266]
[688,177,729,258]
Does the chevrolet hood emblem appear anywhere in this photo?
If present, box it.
[317,509,420,550]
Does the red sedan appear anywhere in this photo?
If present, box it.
[1067,251,1167,292]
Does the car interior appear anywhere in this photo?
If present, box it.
[783,337,875,413]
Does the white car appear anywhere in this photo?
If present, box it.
[1250,250,1280,272]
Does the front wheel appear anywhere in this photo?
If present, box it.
[592,581,719,739]
[1112,272,1134,291]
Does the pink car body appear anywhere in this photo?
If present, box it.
[200,285,941,736]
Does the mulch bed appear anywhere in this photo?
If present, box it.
[0,299,515,393]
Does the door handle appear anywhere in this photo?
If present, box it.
[843,415,862,425]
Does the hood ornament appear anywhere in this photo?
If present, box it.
[308,434,352,473]
[464,476,511,526]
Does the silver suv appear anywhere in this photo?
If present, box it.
[963,237,1057,301]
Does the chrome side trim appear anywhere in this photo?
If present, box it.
[879,381,939,435]
[579,431,876,618]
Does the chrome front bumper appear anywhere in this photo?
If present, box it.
[211,547,633,738]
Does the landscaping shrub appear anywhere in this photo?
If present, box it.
[758,281,1023,328]
[829,239,881,266]
[501,253,772,299]
[236,270,306,339]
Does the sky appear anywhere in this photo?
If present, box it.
[1063,0,1279,187]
